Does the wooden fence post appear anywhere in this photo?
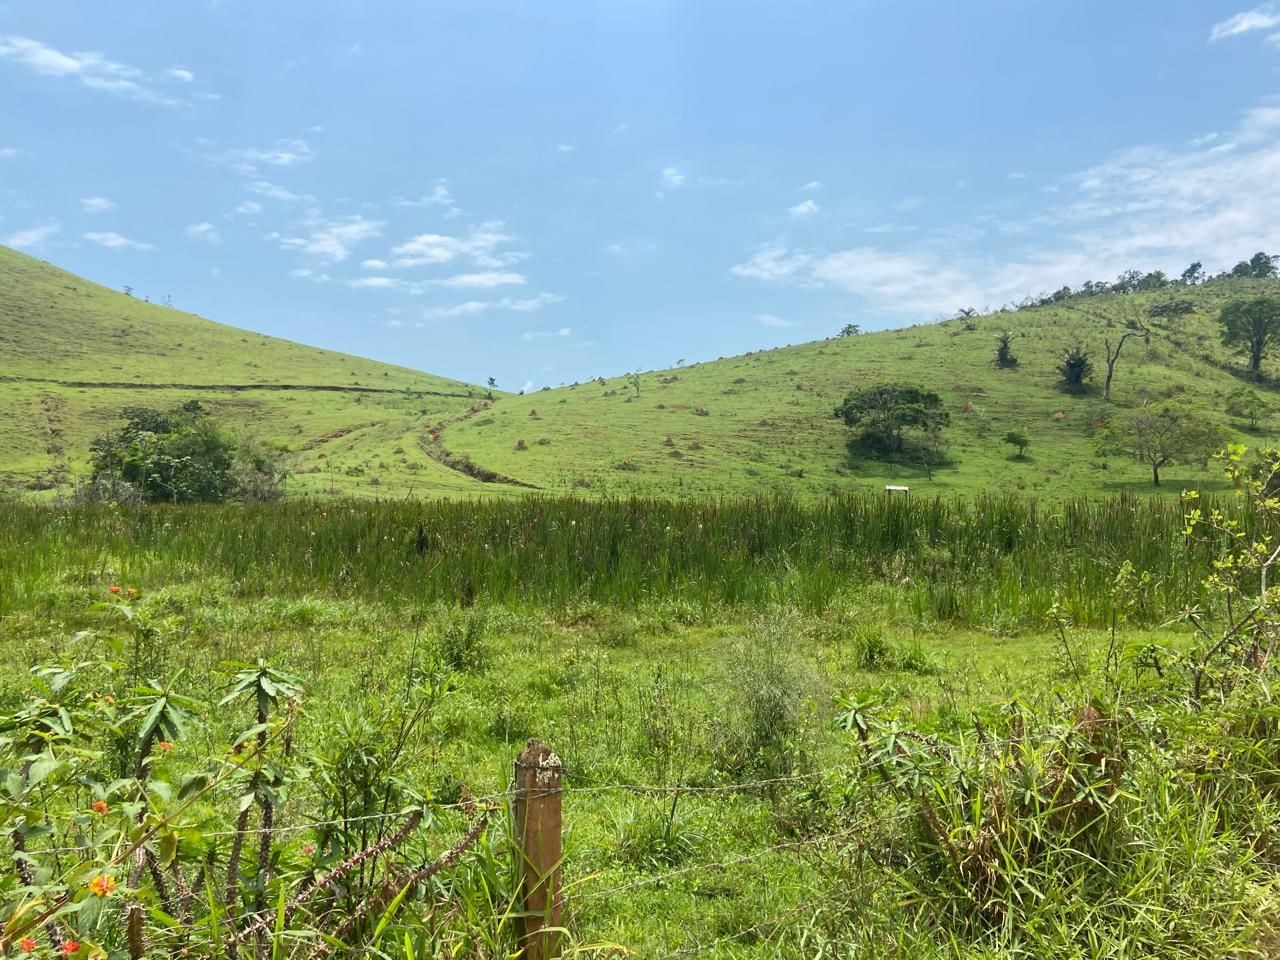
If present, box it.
[514,738,563,960]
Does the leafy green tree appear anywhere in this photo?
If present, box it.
[839,323,861,337]
[1057,344,1094,393]
[1180,262,1205,285]
[834,383,948,453]
[1249,251,1278,279]
[89,402,254,503]
[1101,407,1221,486]
[1218,297,1280,376]
[1226,388,1269,429]
[1003,430,1030,458]
[1147,298,1195,320]
[994,332,1018,368]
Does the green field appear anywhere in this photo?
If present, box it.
[2,494,1279,958]
[0,245,501,499]
[4,243,1280,501]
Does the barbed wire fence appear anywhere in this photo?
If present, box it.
[5,725,1073,958]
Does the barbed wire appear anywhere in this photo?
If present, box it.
[10,724,1075,859]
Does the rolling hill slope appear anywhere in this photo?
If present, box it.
[439,278,1280,499]
[0,245,503,497]
[4,243,1279,500]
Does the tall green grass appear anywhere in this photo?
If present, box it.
[0,494,1242,626]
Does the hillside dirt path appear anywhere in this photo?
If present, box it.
[419,399,539,489]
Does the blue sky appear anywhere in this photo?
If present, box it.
[3,1,1280,390]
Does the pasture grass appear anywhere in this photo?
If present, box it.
[3,496,1279,957]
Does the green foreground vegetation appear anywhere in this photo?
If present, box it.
[2,478,1279,958]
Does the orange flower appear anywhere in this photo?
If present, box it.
[61,941,79,955]
[301,843,316,855]
[91,800,109,815]
[88,874,116,897]
[126,588,137,598]
[157,741,174,752]
[109,585,121,595]
[19,938,36,953]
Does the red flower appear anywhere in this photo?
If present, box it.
[19,939,36,953]
[157,741,174,752]
[109,585,121,595]
[61,941,79,956]
[91,800,109,815]
[301,843,316,855]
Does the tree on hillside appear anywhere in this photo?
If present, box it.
[1181,262,1206,285]
[90,402,241,503]
[1147,298,1195,321]
[838,323,861,337]
[1226,388,1269,430]
[834,383,948,455]
[1057,344,1094,393]
[994,331,1018,368]
[1003,430,1030,458]
[1102,325,1149,402]
[1101,408,1221,487]
[1218,297,1280,376]
[1250,251,1278,279]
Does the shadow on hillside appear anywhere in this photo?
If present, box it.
[844,436,955,484]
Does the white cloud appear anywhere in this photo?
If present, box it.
[661,166,685,188]
[392,182,461,218]
[390,222,521,268]
[521,326,573,341]
[556,143,576,153]
[437,271,525,288]
[422,292,561,320]
[247,180,305,203]
[85,231,152,251]
[166,67,194,82]
[731,96,1280,316]
[755,313,796,328]
[730,244,814,282]
[863,223,917,234]
[1210,5,1280,40]
[521,380,535,392]
[270,215,383,262]
[802,180,822,191]
[788,199,819,217]
[186,221,221,244]
[80,196,115,213]
[218,139,313,175]
[4,221,60,248]
[0,147,17,159]
[0,35,183,105]
[350,276,403,289]
[360,258,388,270]
[234,200,263,215]
[1007,171,1028,180]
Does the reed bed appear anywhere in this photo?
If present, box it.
[0,494,1239,626]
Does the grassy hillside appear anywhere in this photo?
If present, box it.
[442,278,1280,498]
[5,243,1280,500]
[0,244,507,498]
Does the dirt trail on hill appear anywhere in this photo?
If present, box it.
[419,400,539,489]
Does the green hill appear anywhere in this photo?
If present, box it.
[439,278,1280,499]
[4,243,1279,500]
[0,245,503,498]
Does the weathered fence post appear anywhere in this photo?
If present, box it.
[514,738,563,960]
